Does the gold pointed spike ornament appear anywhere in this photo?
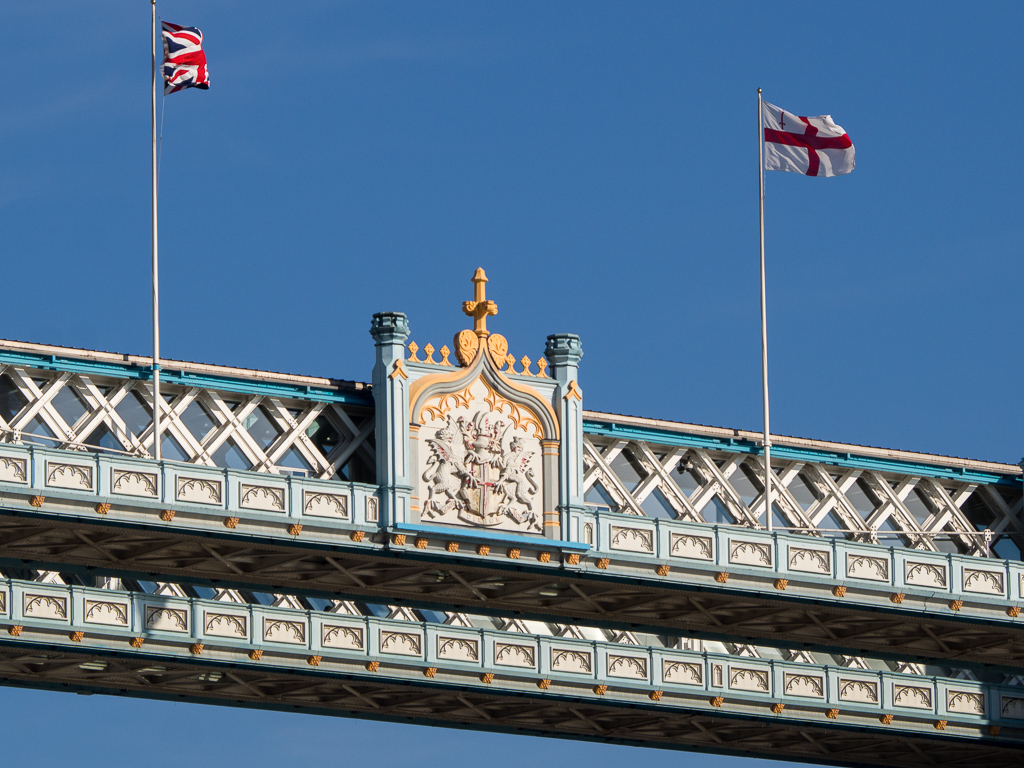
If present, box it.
[454,268,508,366]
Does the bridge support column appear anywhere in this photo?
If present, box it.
[370,312,412,529]
[545,333,584,540]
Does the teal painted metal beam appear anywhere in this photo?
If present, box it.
[583,419,1023,487]
[0,350,373,407]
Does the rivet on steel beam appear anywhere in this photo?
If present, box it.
[537,679,551,689]
[224,517,239,529]
[129,637,144,648]
[249,649,263,661]
[415,537,429,549]
[715,572,729,583]
[29,496,44,507]
[507,548,521,560]
[890,593,905,604]
[160,510,175,521]
[596,558,610,569]
[95,502,111,515]
[476,544,490,556]
[832,585,846,597]
[656,565,670,576]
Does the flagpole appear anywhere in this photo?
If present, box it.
[151,1,162,461]
[758,88,771,532]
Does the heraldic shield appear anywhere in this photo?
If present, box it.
[400,269,565,537]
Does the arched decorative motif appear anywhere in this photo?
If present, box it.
[407,272,560,536]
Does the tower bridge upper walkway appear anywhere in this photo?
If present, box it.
[0,266,1021,766]
[0,338,1020,671]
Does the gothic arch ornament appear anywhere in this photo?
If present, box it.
[406,269,561,536]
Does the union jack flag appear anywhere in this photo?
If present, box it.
[161,21,210,94]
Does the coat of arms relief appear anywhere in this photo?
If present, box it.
[407,268,560,536]
[418,380,544,534]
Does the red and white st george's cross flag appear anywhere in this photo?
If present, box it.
[762,101,854,177]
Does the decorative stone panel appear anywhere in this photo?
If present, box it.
[146,606,188,632]
[904,561,947,588]
[494,642,535,668]
[240,484,286,512]
[264,618,306,644]
[177,477,222,505]
[0,456,28,484]
[304,491,349,519]
[204,611,247,638]
[23,593,68,620]
[788,547,831,575]
[321,624,364,650]
[84,599,129,626]
[550,648,592,674]
[380,630,422,656]
[663,660,702,685]
[46,462,93,491]
[729,667,769,692]
[111,469,158,498]
[946,690,984,715]
[784,672,824,698]
[847,553,889,581]
[669,533,713,561]
[838,678,878,704]
[893,684,933,709]
[729,540,772,568]
[607,654,648,680]
[609,526,654,554]
[962,568,1004,596]
[437,636,479,662]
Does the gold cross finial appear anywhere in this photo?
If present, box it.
[462,267,498,337]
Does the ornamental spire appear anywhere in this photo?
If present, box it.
[461,267,498,338]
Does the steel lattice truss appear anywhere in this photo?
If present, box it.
[582,433,1023,558]
[2,514,1022,671]
[0,643,1016,768]
[0,362,374,482]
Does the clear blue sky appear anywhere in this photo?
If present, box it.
[1,2,1021,765]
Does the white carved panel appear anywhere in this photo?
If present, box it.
[146,606,188,632]
[177,477,222,505]
[669,533,713,560]
[240,484,286,512]
[962,568,1004,595]
[663,660,702,685]
[417,378,545,536]
[84,599,129,626]
[1000,696,1024,720]
[904,561,947,588]
[204,611,247,638]
[264,618,306,644]
[838,679,878,704]
[0,456,28,484]
[729,540,772,568]
[322,624,363,650]
[380,630,422,656]
[784,672,824,698]
[46,462,93,491]
[946,690,984,715]
[437,636,479,662]
[607,654,648,680]
[365,496,379,522]
[893,684,933,709]
[788,547,831,575]
[304,491,349,519]
[23,593,67,620]
[494,642,535,668]
[111,469,158,498]
[0,589,6,615]
[729,667,769,692]
[609,526,654,554]
[550,648,592,674]
[847,553,889,581]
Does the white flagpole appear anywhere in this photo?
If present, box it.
[151,1,162,461]
[758,88,771,532]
